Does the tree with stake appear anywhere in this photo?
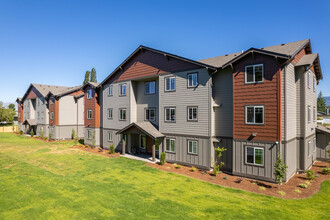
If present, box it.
[213,146,227,176]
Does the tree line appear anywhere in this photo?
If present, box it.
[0,102,16,123]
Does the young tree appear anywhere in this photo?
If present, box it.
[8,103,15,110]
[274,153,288,185]
[83,71,90,85]
[90,67,97,83]
[213,146,227,176]
[317,91,327,113]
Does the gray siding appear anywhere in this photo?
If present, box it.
[284,138,298,178]
[102,128,122,150]
[36,97,48,125]
[316,131,330,160]
[59,95,84,126]
[159,68,211,137]
[84,127,101,147]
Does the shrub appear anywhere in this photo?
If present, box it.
[274,153,288,185]
[160,152,166,165]
[305,170,315,180]
[190,166,196,172]
[44,137,48,141]
[278,191,286,196]
[30,131,34,137]
[174,164,181,169]
[48,132,52,140]
[315,174,320,178]
[71,129,75,140]
[39,129,44,139]
[294,189,301,194]
[19,130,23,135]
[109,144,115,154]
[223,176,228,180]
[213,163,219,176]
[259,186,266,191]
[299,183,308,189]
[321,168,330,174]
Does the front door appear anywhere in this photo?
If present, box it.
[146,136,153,154]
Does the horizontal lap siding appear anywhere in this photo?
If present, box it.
[233,53,281,141]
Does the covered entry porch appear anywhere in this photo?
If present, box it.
[22,119,37,134]
[116,122,165,162]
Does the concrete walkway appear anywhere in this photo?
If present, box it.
[121,153,159,163]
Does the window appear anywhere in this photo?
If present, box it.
[313,137,316,152]
[87,110,92,119]
[145,81,155,94]
[308,71,311,89]
[145,108,156,121]
[50,112,54,120]
[308,140,311,157]
[140,134,146,149]
[188,140,197,154]
[245,106,264,124]
[165,77,175,91]
[108,132,113,142]
[87,89,93,99]
[165,138,175,152]
[313,77,316,92]
[108,108,113,119]
[245,64,264,83]
[108,86,113,96]
[188,107,198,121]
[87,130,92,140]
[308,106,311,123]
[165,107,175,122]
[313,107,316,122]
[119,84,126,96]
[50,97,54,104]
[245,146,264,166]
[41,112,44,119]
[188,73,198,87]
[119,108,127,120]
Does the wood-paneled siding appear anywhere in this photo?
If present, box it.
[103,49,200,84]
[159,68,211,137]
[49,97,59,126]
[18,103,23,123]
[84,86,100,128]
[233,53,281,141]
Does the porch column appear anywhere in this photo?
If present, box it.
[122,135,126,155]
[152,139,156,162]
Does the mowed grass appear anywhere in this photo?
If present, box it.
[0,133,329,219]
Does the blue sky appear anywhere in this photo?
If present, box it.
[0,0,329,103]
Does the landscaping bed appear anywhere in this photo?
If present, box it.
[148,161,330,199]
[71,145,120,158]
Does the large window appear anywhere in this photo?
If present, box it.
[308,140,311,157]
[87,89,93,99]
[188,73,198,87]
[87,130,92,140]
[108,132,113,142]
[308,71,311,89]
[145,81,155,94]
[87,110,92,119]
[165,107,175,122]
[108,85,113,96]
[313,77,316,92]
[108,108,113,119]
[119,108,127,120]
[187,107,198,121]
[119,84,126,96]
[165,77,175,91]
[308,106,311,123]
[145,108,156,121]
[313,107,316,122]
[165,138,175,152]
[246,146,264,166]
[245,64,264,84]
[245,106,264,124]
[188,140,198,154]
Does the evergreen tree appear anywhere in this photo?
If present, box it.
[317,92,326,113]
[83,71,90,85]
[90,68,97,83]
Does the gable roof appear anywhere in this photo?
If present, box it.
[99,45,217,87]
[45,85,82,98]
[81,82,100,91]
[116,122,165,139]
[22,84,71,101]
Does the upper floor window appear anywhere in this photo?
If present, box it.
[50,97,54,104]
[145,81,155,94]
[50,112,54,120]
[165,107,175,122]
[245,106,264,124]
[108,86,113,96]
[145,108,156,121]
[87,89,93,99]
[188,140,198,154]
[307,106,311,123]
[188,73,198,87]
[187,106,198,121]
[165,138,175,153]
[120,84,126,96]
[87,110,92,119]
[245,64,264,84]
[313,137,316,152]
[246,146,264,166]
[308,140,311,157]
[308,71,311,89]
[165,77,175,91]
[313,77,316,92]
[313,107,316,122]
[41,112,44,119]
[108,108,113,119]
[119,108,127,120]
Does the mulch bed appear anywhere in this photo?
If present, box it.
[71,145,120,158]
[147,161,330,199]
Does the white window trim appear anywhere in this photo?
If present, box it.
[164,107,176,122]
[119,84,127,96]
[313,137,316,152]
[187,72,198,87]
[165,138,175,153]
[119,108,127,121]
[145,108,156,121]
[87,110,92,119]
[187,140,198,154]
[50,112,54,120]
[108,132,113,142]
[108,85,113,96]
[308,71,311,89]
[87,89,93,99]
[108,108,113,119]
[245,146,264,166]
[245,105,264,125]
[245,64,264,84]
[308,140,311,157]
[187,106,198,121]
[313,77,316,92]
[313,107,316,122]
[165,76,175,91]
[145,81,156,94]
[308,106,311,123]
[87,130,92,140]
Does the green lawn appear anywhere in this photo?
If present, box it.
[0,133,329,219]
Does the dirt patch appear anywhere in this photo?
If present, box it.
[71,145,120,158]
[4,164,16,169]
[147,161,330,199]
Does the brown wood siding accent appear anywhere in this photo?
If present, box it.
[84,86,100,128]
[69,90,83,96]
[292,48,306,64]
[233,53,281,141]
[104,50,200,84]
[18,104,23,123]
[26,87,42,99]
[49,98,59,125]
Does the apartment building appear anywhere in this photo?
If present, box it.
[17,84,84,140]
